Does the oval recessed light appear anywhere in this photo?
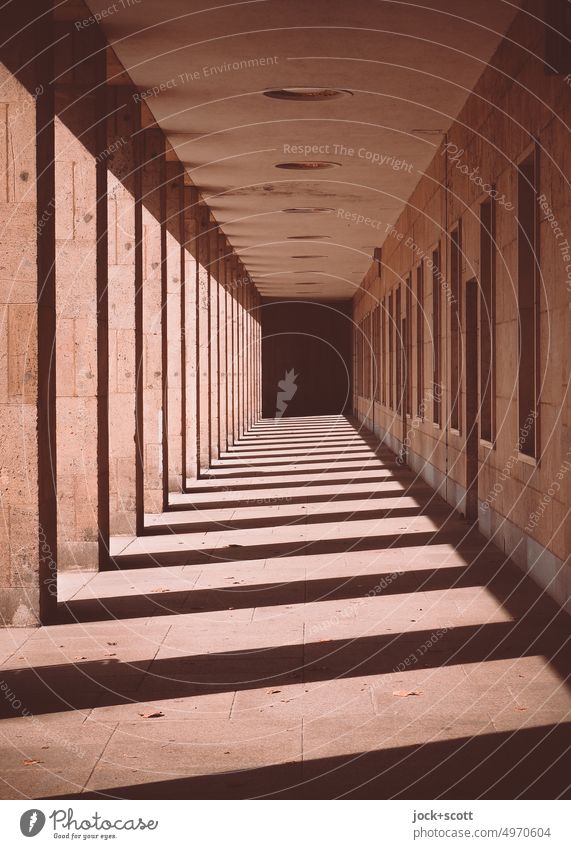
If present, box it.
[283,207,334,214]
[293,270,321,274]
[263,87,352,101]
[291,254,327,259]
[275,161,341,170]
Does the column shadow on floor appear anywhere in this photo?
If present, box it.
[2,614,569,719]
[47,723,571,799]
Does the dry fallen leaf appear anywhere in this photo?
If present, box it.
[23,759,43,765]
[393,690,423,698]
[138,711,164,719]
[514,706,528,712]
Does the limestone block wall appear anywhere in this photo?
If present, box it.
[353,3,570,611]
[0,0,262,625]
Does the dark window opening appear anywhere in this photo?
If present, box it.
[517,151,539,457]
[450,225,462,431]
[480,199,496,443]
[416,263,424,418]
[432,247,441,425]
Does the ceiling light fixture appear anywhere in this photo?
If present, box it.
[291,255,327,259]
[282,207,334,214]
[263,87,352,101]
[287,234,331,240]
[275,161,340,170]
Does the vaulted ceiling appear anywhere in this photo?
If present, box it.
[88,0,519,300]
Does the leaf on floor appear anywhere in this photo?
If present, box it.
[514,706,528,712]
[138,711,165,718]
[392,690,423,698]
[23,759,43,765]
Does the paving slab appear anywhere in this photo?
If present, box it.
[0,416,569,799]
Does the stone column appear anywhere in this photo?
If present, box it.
[217,233,228,454]
[230,256,240,444]
[106,84,141,539]
[54,19,107,572]
[183,184,198,482]
[247,282,254,431]
[225,253,235,447]
[140,119,165,514]
[256,291,262,421]
[238,265,246,438]
[165,157,184,492]
[253,287,258,425]
[0,2,57,625]
[209,224,220,462]
[197,204,210,472]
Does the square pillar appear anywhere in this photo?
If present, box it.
[209,223,220,462]
[217,232,228,454]
[230,256,240,444]
[197,204,210,472]
[165,158,184,492]
[183,185,198,482]
[225,253,235,447]
[54,18,107,572]
[106,84,141,538]
[140,121,166,514]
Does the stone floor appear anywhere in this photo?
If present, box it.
[1,416,569,799]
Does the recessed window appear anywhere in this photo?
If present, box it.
[480,200,495,443]
[382,295,387,407]
[450,225,462,431]
[389,292,394,410]
[517,150,539,458]
[416,263,424,418]
[373,304,381,402]
[395,287,402,413]
[406,274,412,416]
[432,246,441,425]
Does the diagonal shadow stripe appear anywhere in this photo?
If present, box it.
[2,618,568,719]
[144,506,445,535]
[59,563,491,623]
[49,724,571,800]
[105,529,475,570]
